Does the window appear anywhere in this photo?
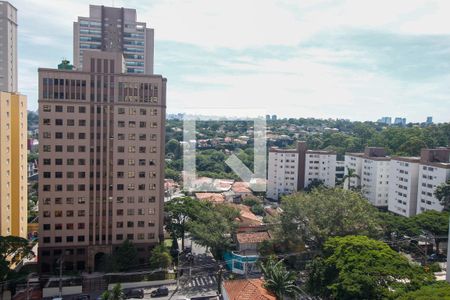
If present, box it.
[67,106,75,113]
[55,119,63,126]
[43,105,51,112]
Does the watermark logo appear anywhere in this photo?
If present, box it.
[183,109,266,192]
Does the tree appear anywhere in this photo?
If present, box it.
[341,167,360,190]
[165,197,208,249]
[149,244,173,270]
[306,236,434,299]
[412,210,449,254]
[279,188,381,249]
[397,281,450,300]
[0,236,34,280]
[304,179,324,192]
[188,204,239,259]
[100,283,125,300]
[259,256,301,300]
[114,240,139,271]
[435,180,450,211]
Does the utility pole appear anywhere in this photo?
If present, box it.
[217,264,224,296]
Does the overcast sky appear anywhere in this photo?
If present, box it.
[14,0,450,122]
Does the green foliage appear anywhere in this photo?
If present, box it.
[428,262,441,272]
[341,167,360,189]
[165,197,208,248]
[188,204,239,259]
[304,179,324,192]
[0,236,33,280]
[98,240,139,272]
[306,236,434,299]
[100,283,125,300]
[259,256,301,300]
[397,281,450,300]
[149,244,172,270]
[251,203,265,216]
[435,180,450,211]
[378,211,421,239]
[165,167,181,182]
[279,188,381,250]
[242,197,261,207]
[412,210,449,253]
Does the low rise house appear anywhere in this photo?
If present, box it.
[195,192,225,204]
[236,231,270,255]
[222,279,276,300]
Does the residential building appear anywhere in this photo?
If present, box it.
[416,148,450,214]
[222,279,276,300]
[73,5,154,74]
[0,91,27,237]
[345,147,390,207]
[267,141,336,200]
[335,160,345,183]
[388,157,420,217]
[426,116,433,125]
[0,1,18,92]
[38,51,166,273]
[377,116,392,125]
[304,149,336,188]
[394,117,406,125]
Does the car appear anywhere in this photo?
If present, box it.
[124,288,144,299]
[428,253,447,262]
[151,286,169,297]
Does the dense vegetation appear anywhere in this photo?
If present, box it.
[165,119,449,180]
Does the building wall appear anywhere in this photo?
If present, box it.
[0,92,27,237]
[388,159,419,217]
[361,159,390,207]
[304,152,336,188]
[343,155,363,189]
[416,165,450,214]
[266,151,299,200]
[38,51,166,273]
[73,5,154,74]
[0,1,18,92]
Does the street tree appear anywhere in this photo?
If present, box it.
[434,180,450,211]
[0,236,34,280]
[306,236,434,299]
[149,244,172,270]
[412,210,449,254]
[279,188,381,249]
[397,281,450,300]
[341,167,360,190]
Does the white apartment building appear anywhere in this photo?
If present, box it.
[304,151,336,188]
[267,142,336,200]
[416,148,450,214]
[343,154,363,189]
[267,149,301,200]
[345,148,390,207]
[388,157,420,217]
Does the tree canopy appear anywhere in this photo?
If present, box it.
[397,281,450,300]
[278,188,381,249]
[306,236,434,300]
[0,236,34,280]
[149,244,172,270]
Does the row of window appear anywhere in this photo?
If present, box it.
[42,232,156,244]
[43,171,157,179]
[42,158,157,166]
[42,196,156,205]
[43,220,155,231]
[43,208,156,218]
[43,105,87,113]
[42,183,158,192]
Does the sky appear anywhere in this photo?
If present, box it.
[13,0,450,123]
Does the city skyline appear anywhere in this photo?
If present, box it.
[14,0,450,122]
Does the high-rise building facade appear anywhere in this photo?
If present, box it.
[73,5,154,74]
[416,148,450,214]
[388,157,420,217]
[0,1,18,92]
[38,51,166,273]
[266,142,336,200]
[0,91,27,237]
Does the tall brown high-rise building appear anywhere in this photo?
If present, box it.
[38,51,166,273]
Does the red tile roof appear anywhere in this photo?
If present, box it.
[223,278,276,300]
[236,231,271,244]
[195,193,225,204]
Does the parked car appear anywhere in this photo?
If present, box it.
[124,288,144,299]
[428,253,447,262]
[151,286,169,297]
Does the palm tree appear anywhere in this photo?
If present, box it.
[341,167,360,190]
[259,257,302,300]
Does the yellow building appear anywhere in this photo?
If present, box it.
[0,92,27,238]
